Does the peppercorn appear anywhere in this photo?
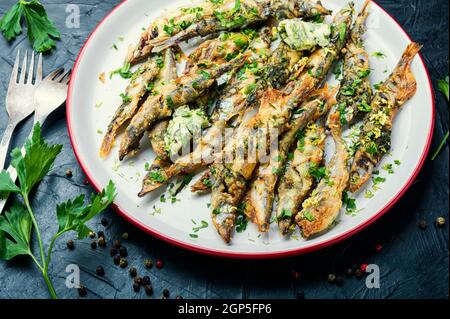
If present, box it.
[101,218,109,227]
[78,285,87,297]
[145,259,153,269]
[142,276,151,286]
[375,244,382,252]
[90,241,97,249]
[296,291,305,299]
[156,259,164,269]
[96,266,105,277]
[67,240,75,250]
[335,276,344,287]
[113,240,121,249]
[119,246,128,257]
[122,232,129,240]
[129,267,137,277]
[97,231,105,238]
[65,170,73,178]
[119,258,128,268]
[89,231,96,239]
[327,273,336,284]
[418,220,427,230]
[113,255,121,265]
[354,269,363,279]
[133,282,140,292]
[360,263,368,272]
[163,288,170,298]
[436,217,446,228]
[110,248,118,257]
[134,276,143,286]
[345,268,354,278]
[83,178,90,185]
[292,270,301,280]
[98,237,106,247]
[144,285,153,296]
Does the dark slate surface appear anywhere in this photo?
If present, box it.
[0,0,448,299]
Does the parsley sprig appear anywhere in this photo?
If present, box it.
[0,0,60,52]
[0,124,116,298]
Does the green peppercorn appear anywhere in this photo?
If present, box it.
[129,267,137,277]
[119,258,128,268]
[113,255,121,265]
[122,232,129,240]
[436,217,446,228]
[67,240,75,250]
[96,266,105,277]
[327,273,336,284]
[145,259,153,269]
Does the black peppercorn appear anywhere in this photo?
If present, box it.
[90,241,97,249]
[96,266,105,277]
[119,246,128,257]
[134,276,143,286]
[144,285,153,296]
[65,170,73,178]
[97,230,105,238]
[345,268,354,277]
[89,231,96,239]
[101,218,109,227]
[122,232,129,240]
[142,276,151,286]
[98,237,106,247]
[113,255,121,265]
[119,258,128,268]
[110,248,118,257]
[129,267,137,277]
[67,240,75,250]
[113,240,121,249]
[145,259,153,269]
[354,269,363,279]
[296,291,305,299]
[418,220,427,230]
[163,288,170,298]
[327,273,336,284]
[78,285,87,297]
[335,276,344,286]
[133,282,140,292]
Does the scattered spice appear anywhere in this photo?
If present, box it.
[119,258,128,268]
[418,220,427,230]
[90,241,97,249]
[78,285,87,297]
[133,282,140,292]
[98,237,106,247]
[96,266,105,277]
[89,231,96,239]
[345,268,354,277]
[375,244,383,252]
[110,248,118,257]
[145,259,153,269]
[113,255,121,265]
[113,240,122,249]
[65,170,73,178]
[98,72,106,83]
[83,178,90,185]
[142,276,151,286]
[156,259,164,269]
[97,231,105,238]
[122,232,129,240]
[129,267,137,277]
[144,285,154,295]
[101,218,109,227]
[360,263,368,272]
[354,269,363,279]
[163,288,170,298]
[134,276,143,286]
[67,240,75,250]
[327,273,336,284]
[436,217,446,228]
[119,246,128,257]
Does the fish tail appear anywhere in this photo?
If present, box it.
[396,42,422,102]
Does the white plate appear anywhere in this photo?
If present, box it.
[67,0,434,258]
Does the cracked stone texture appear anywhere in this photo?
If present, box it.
[0,0,448,299]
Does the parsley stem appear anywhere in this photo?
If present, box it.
[431,130,449,161]
[23,194,45,266]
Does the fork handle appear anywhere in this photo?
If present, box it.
[0,122,16,171]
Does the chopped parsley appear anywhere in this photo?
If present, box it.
[309,163,327,182]
[110,63,133,79]
[342,192,357,213]
[277,209,292,221]
[372,51,386,59]
[119,93,131,104]
[235,203,248,233]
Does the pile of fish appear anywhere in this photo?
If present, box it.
[100,0,422,244]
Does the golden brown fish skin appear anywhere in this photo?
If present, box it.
[349,42,422,193]
[209,4,354,243]
[148,120,170,161]
[296,111,349,238]
[277,121,326,234]
[99,58,161,158]
[138,29,273,196]
[149,0,331,53]
[337,0,372,125]
[244,86,335,232]
[119,48,178,161]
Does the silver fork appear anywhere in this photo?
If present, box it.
[0,50,42,169]
[0,67,70,214]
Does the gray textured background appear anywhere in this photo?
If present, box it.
[0,0,448,299]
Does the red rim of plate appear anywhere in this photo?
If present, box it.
[66,0,436,259]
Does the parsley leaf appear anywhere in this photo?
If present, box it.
[0,0,60,52]
[0,203,32,260]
